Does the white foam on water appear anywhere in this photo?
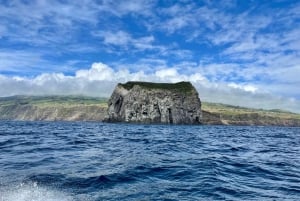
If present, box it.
[0,182,74,201]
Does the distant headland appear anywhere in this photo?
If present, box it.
[0,86,300,126]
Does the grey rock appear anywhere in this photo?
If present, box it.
[105,81,202,124]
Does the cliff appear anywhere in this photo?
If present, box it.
[105,81,202,124]
[0,96,107,121]
[201,102,300,127]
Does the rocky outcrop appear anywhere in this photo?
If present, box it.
[105,81,202,124]
[2,95,300,127]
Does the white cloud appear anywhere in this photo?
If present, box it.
[93,30,156,51]
[154,68,184,83]
[196,82,300,113]
[0,50,46,73]
[1,62,300,113]
[76,63,115,81]
[164,16,190,34]
[0,1,99,45]
[228,83,257,93]
[155,68,178,78]
[156,4,217,34]
[0,0,155,47]
[101,0,155,16]
[0,1,299,114]
[0,50,79,75]
[98,31,131,46]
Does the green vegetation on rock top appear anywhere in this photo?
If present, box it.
[119,81,194,93]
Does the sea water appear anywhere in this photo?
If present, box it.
[0,121,299,200]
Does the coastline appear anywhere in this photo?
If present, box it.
[1,96,300,127]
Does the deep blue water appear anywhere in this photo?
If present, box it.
[0,121,299,201]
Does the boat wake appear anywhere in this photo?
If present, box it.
[0,182,74,201]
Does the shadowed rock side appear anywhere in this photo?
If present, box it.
[105,81,202,124]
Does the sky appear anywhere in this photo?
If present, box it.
[0,0,300,112]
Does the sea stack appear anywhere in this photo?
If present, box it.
[105,81,202,124]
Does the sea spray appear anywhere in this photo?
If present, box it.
[0,182,74,201]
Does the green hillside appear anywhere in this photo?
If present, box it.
[202,102,300,126]
[0,95,107,107]
[0,96,299,126]
[0,96,108,121]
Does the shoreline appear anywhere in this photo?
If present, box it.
[1,119,300,127]
[1,95,300,127]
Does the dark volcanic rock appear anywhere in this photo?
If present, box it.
[105,81,202,124]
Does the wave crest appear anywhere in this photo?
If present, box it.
[0,182,74,201]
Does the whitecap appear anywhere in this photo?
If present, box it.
[0,182,74,201]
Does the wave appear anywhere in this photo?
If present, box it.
[0,182,75,201]
[1,122,300,200]
[24,165,171,189]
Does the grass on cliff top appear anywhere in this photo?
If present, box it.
[0,95,108,108]
[120,81,194,93]
[202,102,300,119]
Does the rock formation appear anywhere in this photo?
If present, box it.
[1,95,300,126]
[105,81,202,124]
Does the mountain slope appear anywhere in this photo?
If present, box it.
[0,96,107,121]
[202,102,300,126]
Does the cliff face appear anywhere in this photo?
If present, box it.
[0,96,300,126]
[0,104,107,121]
[201,102,300,127]
[0,96,107,121]
[105,82,202,124]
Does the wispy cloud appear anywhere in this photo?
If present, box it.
[0,50,46,74]
[93,30,156,51]
[0,50,81,76]
[0,1,299,112]
[0,1,98,45]
[102,0,155,16]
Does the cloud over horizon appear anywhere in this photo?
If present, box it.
[1,62,299,113]
[0,1,299,112]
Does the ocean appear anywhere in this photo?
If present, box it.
[0,121,299,200]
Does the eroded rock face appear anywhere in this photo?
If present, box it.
[105,81,202,124]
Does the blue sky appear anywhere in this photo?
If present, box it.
[0,0,300,112]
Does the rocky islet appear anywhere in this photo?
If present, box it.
[105,81,202,124]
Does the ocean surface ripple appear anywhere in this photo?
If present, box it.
[0,121,299,200]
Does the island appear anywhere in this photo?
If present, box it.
[105,81,201,124]
[0,91,300,126]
